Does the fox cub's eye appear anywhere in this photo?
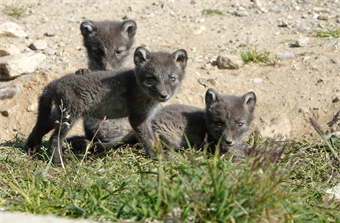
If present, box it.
[170,77,176,82]
[215,122,222,127]
[237,122,243,127]
[116,50,123,55]
[147,77,155,84]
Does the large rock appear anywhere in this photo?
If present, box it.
[216,54,244,69]
[0,44,21,57]
[0,22,27,37]
[0,53,46,80]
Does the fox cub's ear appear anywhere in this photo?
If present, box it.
[120,20,137,39]
[205,88,219,107]
[242,92,256,112]
[134,46,150,66]
[80,20,96,36]
[172,49,188,69]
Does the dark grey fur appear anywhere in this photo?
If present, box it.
[150,88,256,154]
[25,47,188,164]
[70,19,137,152]
[80,19,137,71]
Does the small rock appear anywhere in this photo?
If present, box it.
[30,40,48,50]
[235,11,249,17]
[317,15,329,21]
[198,78,208,87]
[43,48,56,55]
[41,17,49,23]
[337,18,340,24]
[216,54,244,70]
[0,44,21,57]
[295,37,309,47]
[331,57,339,64]
[326,184,340,201]
[301,14,308,19]
[332,97,339,103]
[253,78,262,83]
[233,71,241,76]
[27,103,38,112]
[0,22,28,38]
[298,107,309,113]
[26,34,34,39]
[313,7,330,13]
[44,32,55,37]
[279,51,295,59]
[0,53,46,80]
[0,84,22,100]
[1,105,19,117]
[193,26,206,35]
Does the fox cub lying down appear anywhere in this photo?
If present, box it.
[25,46,188,164]
[148,88,256,155]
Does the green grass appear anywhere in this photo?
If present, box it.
[312,27,340,38]
[2,1,27,19]
[202,9,224,16]
[239,46,272,64]
[0,133,339,222]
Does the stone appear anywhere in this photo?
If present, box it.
[27,103,38,112]
[337,18,340,24]
[326,184,340,201]
[193,26,206,35]
[317,15,329,20]
[29,40,48,50]
[253,78,262,83]
[235,11,249,17]
[198,78,208,87]
[43,48,56,55]
[1,104,19,117]
[313,7,330,13]
[331,57,339,64]
[0,84,22,100]
[0,22,28,37]
[0,53,46,80]
[0,44,21,57]
[295,37,309,47]
[216,54,244,69]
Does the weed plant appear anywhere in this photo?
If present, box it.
[239,46,272,64]
[312,27,340,38]
[0,132,339,222]
[2,1,27,19]
[202,9,224,16]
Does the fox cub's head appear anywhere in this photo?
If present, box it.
[80,20,137,71]
[134,46,187,102]
[205,88,256,147]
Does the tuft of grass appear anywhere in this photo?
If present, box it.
[312,27,340,38]
[202,8,224,16]
[0,133,339,222]
[2,1,27,19]
[239,46,272,64]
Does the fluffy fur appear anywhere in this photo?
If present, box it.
[70,19,138,152]
[150,88,256,154]
[25,47,188,164]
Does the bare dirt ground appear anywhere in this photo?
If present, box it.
[0,0,340,144]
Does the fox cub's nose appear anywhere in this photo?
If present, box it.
[160,93,168,99]
[225,139,233,145]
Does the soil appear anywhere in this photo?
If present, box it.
[0,0,340,144]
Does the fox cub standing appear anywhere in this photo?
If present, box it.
[150,88,256,154]
[69,19,137,152]
[25,47,188,164]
